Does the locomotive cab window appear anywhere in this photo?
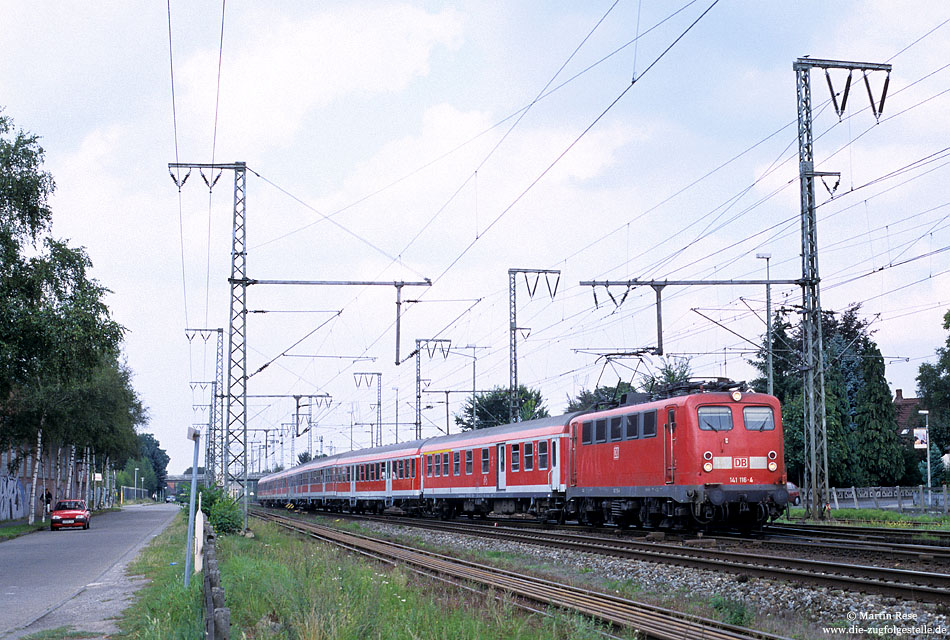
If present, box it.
[743,406,775,431]
[642,410,657,438]
[581,421,592,445]
[698,406,733,431]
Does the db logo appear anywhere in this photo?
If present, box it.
[613,446,620,460]
[733,457,749,468]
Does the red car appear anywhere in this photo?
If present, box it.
[50,499,91,530]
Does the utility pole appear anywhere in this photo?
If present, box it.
[755,254,773,396]
[186,328,224,486]
[580,278,800,357]
[354,372,382,447]
[171,161,249,527]
[793,57,890,519]
[509,269,560,422]
[410,339,451,440]
[422,388,494,433]
[169,161,429,529]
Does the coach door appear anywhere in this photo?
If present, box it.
[550,437,560,490]
[664,407,676,484]
[497,444,507,490]
[386,460,396,507]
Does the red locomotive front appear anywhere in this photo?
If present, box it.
[566,384,787,530]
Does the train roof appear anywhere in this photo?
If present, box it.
[420,412,584,451]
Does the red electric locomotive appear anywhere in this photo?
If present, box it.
[258,381,788,530]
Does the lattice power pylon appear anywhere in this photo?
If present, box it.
[793,58,890,519]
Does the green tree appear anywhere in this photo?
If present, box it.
[916,310,950,455]
[853,340,903,485]
[0,112,143,522]
[454,385,550,430]
[638,356,692,393]
[297,451,312,465]
[564,381,634,412]
[137,433,168,489]
[749,311,800,403]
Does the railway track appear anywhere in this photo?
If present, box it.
[251,508,792,640]
[299,510,950,604]
[766,522,950,547]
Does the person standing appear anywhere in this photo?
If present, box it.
[44,488,52,514]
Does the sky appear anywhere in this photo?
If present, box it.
[2,1,948,476]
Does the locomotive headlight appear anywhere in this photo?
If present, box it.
[768,461,777,472]
[731,391,742,402]
[768,450,777,460]
[703,462,713,473]
[703,451,713,461]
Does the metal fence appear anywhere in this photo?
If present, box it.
[823,485,949,514]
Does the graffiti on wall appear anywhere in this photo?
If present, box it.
[0,475,28,521]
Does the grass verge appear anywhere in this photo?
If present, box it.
[112,511,203,639]
[0,521,47,541]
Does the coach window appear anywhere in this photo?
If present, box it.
[551,439,557,466]
[642,410,657,438]
[465,449,473,474]
[426,455,433,477]
[581,421,592,445]
[434,454,441,477]
[511,444,520,472]
[442,452,450,477]
[411,458,416,478]
[595,418,607,444]
[609,416,623,442]
[538,440,548,470]
[524,442,533,471]
[453,451,460,476]
[625,413,640,440]
[698,406,733,431]
[743,406,775,431]
[481,448,490,473]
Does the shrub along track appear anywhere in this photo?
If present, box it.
[279,509,950,605]
[250,508,792,640]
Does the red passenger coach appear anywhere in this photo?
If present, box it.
[258,382,789,530]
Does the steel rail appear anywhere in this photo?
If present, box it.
[316,512,950,604]
[252,510,792,640]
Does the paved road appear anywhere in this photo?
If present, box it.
[0,503,180,639]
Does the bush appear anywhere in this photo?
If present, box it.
[209,496,243,534]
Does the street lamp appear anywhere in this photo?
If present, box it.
[756,253,773,396]
[134,467,139,502]
[919,410,931,506]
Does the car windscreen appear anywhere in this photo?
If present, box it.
[697,406,733,431]
[56,501,80,510]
